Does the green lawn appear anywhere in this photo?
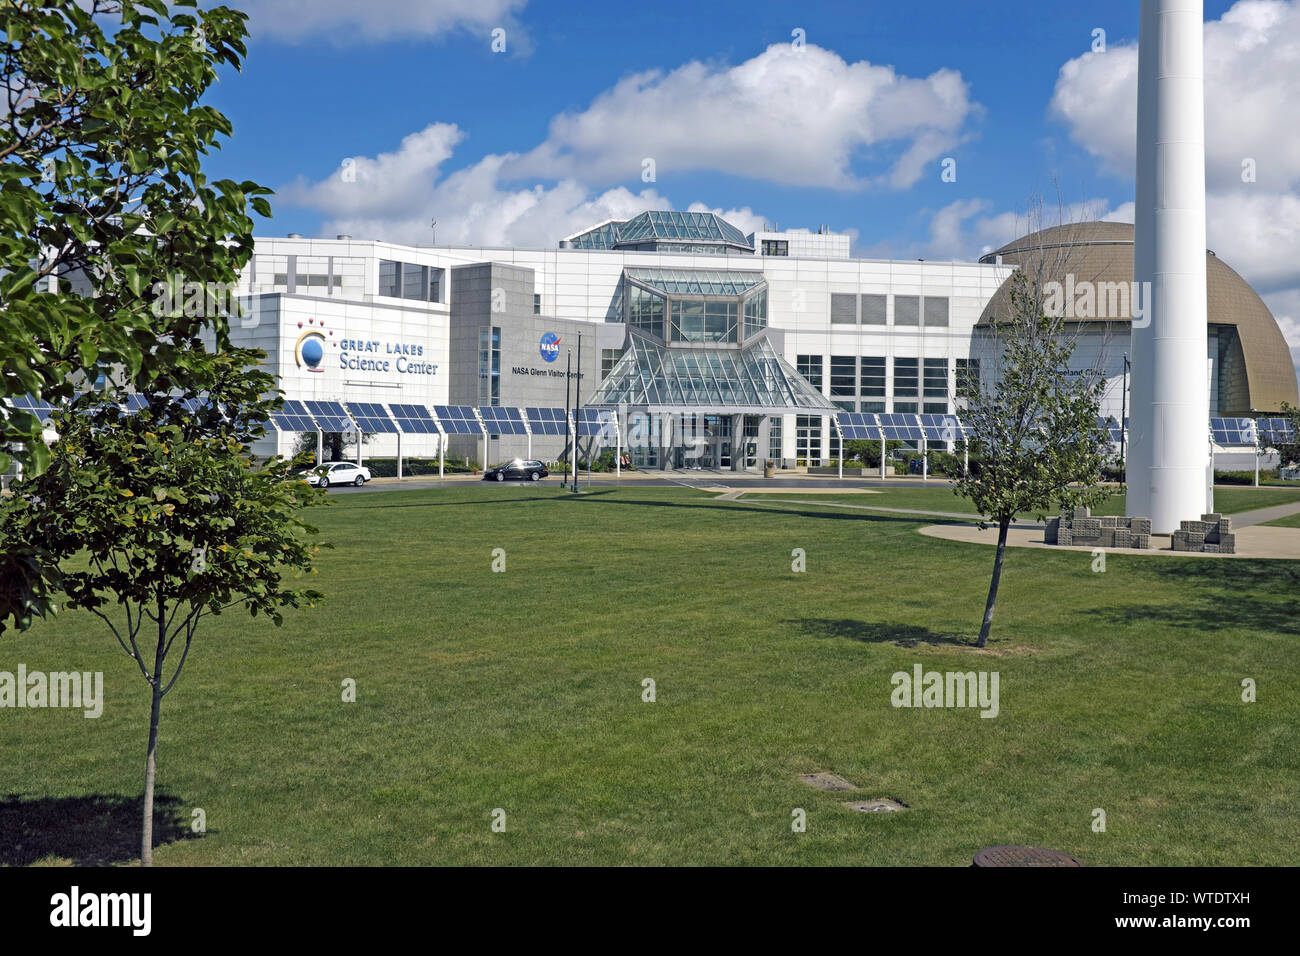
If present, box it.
[2,484,1297,866]
[1264,511,1300,529]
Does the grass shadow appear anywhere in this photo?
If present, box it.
[786,617,977,649]
[0,792,201,866]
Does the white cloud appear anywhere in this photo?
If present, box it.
[1050,0,1300,293]
[237,0,527,44]
[505,43,979,190]
[278,123,682,248]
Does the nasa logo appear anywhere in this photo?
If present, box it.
[539,331,561,363]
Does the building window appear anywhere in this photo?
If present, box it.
[861,294,887,325]
[380,259,442,302]
[923,358,949,401]
[893,401,918,414]
[830,293,857,324]
[797,355,823,390]
[768,416,783,461]
[861,401,886,413]
[627,284,666,339]
[923,402,950,415]
[670,299,738,343]
[860,356,886,397]
[478,326,500,406]
[955,358,981,398]
[761,239,789,256]
[830,356,856,397]
[378,260,400,298]
[796,415,822,467]
[895,295,920,326]
[601,347,624,381]
[893,357,918,397]
[743,289,767,338]
[923,296,949,327]
[534,293,541,314]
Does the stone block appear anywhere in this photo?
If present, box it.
[1074,518,1102,535]
[1100,516,1119,529]
[1113,530,1132,548]
[1045,517,1060,544]
[1130,518,1152,535]
[1057,529,1073,547]
[1131,534,1150,550]
[1073,506,1090,519]
[1201,513,1223,524]
[1220,533,1235,554]
[1203,544,1220,553]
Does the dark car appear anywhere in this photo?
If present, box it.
[483,458,548,482]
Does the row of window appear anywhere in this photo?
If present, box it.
[379,259,445,303]
[627,286,768,344]
[829,293,949,328]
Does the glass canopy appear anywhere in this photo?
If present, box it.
[561,210,753,254]
[587,332,839,415]
[626,268,766,297]
[615,210,751,248]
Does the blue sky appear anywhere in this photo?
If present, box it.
[199,0,1299,376]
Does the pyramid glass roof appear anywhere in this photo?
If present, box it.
[587,333,838,414]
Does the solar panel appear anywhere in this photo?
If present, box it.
[124,394,150,414]
[345,402,398,434]
[477,406,528,435]
[6,394,56,421]
[268,399,317,432]
[1258,417,1297,445]
[835,412,882,440]
[524,406,568,435]
[387,403,439,434]
[432,405,483,435]
[1097,416,1124,443]
[879,413,923,441]
[920,413,964,442]
[574,407,618,438]
[304,400,355,433]
[1210,417,1256,446]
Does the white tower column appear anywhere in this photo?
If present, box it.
[1128,0,1210,533]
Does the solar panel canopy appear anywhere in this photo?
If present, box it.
[433,405,483,435]
[268,399,317,432]
[574,407,618,438]
[524,407,568,435]
[478,405,528,435]
[345,402,398,434]
[387,403,439,434]
[835,412,881,440]
[1258,417,1297,445]
[304,400,354,433]
[879,413,923,441]
[1210,417,1256,445]
[920,413,964,441]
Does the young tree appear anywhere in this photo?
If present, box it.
[0,352,326,864]
[956,261,1111,648]
[0,0,271,624]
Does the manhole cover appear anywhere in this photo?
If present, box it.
[798,772,858,792]
[843,798,907,813]
[972,845,1082,867]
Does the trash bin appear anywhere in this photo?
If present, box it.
[763,459,776,478]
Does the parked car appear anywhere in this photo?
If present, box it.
[482,458,548,482]
[300,461,372,488]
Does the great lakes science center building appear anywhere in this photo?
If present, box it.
[229,210,1299,471]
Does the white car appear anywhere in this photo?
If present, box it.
[301,461,372,488]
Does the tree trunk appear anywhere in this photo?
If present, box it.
[141,681,162,865]
[977,517,1011,648]
[142,600,166,866]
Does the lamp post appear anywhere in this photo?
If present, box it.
[572,332,583,493]
[1120,353,1129,478]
